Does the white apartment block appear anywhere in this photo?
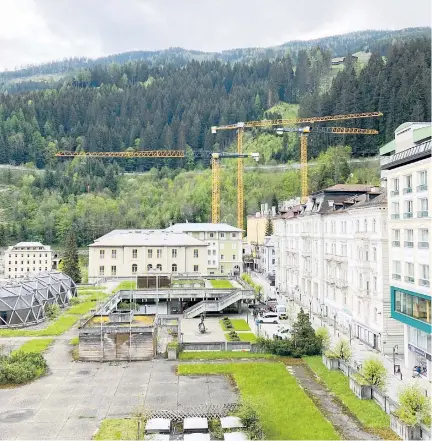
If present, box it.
[165,223,243,276]
[257,236,276,276]
[274,185,404,355]
[88,230,208,282]
[381,122,431,380]
[4,242,53,279]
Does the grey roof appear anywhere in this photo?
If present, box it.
[165,223,243,233]
[7,242,51,251]
[347,191,387,210]
[89,230,208,247]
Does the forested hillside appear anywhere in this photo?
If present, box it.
[0,37,430,170]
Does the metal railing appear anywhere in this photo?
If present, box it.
[390,190,399,196]
[403,187,412,194]
[418,242,429,249]
[392,241,400,247]
[417,211,428,218]
[404,276,415,283]
[392,273,401,280]
[391,214,400,219]
[403,212,413,219]
[417,184,428,192]
[380,140,431,170]
[419,279,430,287]
[404,241,414,248]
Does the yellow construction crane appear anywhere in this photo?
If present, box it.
[211,111,383,228]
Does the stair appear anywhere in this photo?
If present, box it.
[183,290,245,318]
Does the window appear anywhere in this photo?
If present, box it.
[147,264,152,271]
[99,266,104,276]
[100,250,105,259]
[403,175,412,193]
[172,263,177,272]
[373,247,377,261]
[392,229,400,247]
[172,249,177,258]
[374,276,377,291]
[209,232,214,238]
[220,265,224,274]
[111,250,117,259]
[372,219,376,232]
[193,249,199,258]
[111,265,117,276]
[132,249,137,259]
[232,233,237,238]
[207,249,211,256]
[208,260,211,265]
[405,262,414,283]
[391,202,400,219]
[132,264,137,274]
[405,229,414,247]
[220,254,224,260]
[193,265,199,272]
[418,170,428,191]
[148,249,153,258]
[391,178,399,195]
[213,250,216,255]
[395,290,431,324]
[156,264,162,271]
[404,200,413,218]
[392,260,401,279]
[157,249,162,258]
[232,254,236,260]
[364,219,367,232]
[419,229,429,248]
[419,264,430,286]
[418,198,428,217]
[220,232,225,239]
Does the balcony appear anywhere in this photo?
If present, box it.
[403,187,413,195]
[404,276,415,284]
[391,214,400,219]
[417,184,428,192]
[419,279,430,287]
[418,242,429,249]
[333,254,348,263]
[417,211,428,218]
[404,241,414,248]
[381,140,431,170]
[392,273,401,280]
[336,279,348,288]
[390,190,399,196]
[403,212,413,219]
[392,241,400,247]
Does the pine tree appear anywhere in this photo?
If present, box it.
[62,229,81,283]
[291,308,321,357]
[0,224,6,246]
[265,218,274,236]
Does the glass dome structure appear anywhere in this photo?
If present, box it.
[0,271,76,327]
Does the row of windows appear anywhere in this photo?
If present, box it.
[8,253,49,258]
[391,262,430,285]
[9,261,48,265]
[392,228,429,247]
[100,248,200,259]
[394,290,431,324]
[391,170,428,195]
[98,264,199,276]
[8,267,49,272]
[391,198,429,218]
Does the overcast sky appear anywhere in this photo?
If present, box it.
[1,0,431,70]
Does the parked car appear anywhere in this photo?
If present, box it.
[257,313,279,324]
[273,326,291,340]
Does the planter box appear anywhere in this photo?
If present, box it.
[390,414,422,440]
[322,354,339,370]
[349,376,372,399]
[167,347,178,360]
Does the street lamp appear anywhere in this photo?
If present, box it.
[393,345,399,374]
[333,312,337,335]
[309,299,312,319]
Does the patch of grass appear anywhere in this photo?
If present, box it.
[220,319,251,331]
[0,315,80,337]
[113,281,136,292]
[210,279,233,289]
[178,362,339,440]
[69,337,79,346]
[265,102,299,119]
[93,418,139,440]
[225,332,256,342]
[304,356,394,438]
[68,301,97,315]
[179,351,275,360]
[171,279,204,287]
[12,338,54,355]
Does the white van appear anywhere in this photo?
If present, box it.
[257,313,279,324]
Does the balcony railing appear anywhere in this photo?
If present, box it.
[417,184,428,192]
[404,241,414,248]
[392,241,400,247]
[392,273,401,280]
[390,190,399,196]
[391,214,400,219]
[419,279,430,287]
[403,187,413,194]
[403,212,413,219]
[418,241,429,249]
[417,211,428,218]
[404,276,415,283]
[380,140,431,170]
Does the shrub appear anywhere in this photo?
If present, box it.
[0,352,48,384]
[323,350,339,359]
[360,357,387,390]
[395,383,431,426]
[315,327,331,351]
[236,401,264,440]
[291,308,322,357]
[45,303,60,320]
[117,301,140,311]
[256,337,292,356]
[333,338,352,361]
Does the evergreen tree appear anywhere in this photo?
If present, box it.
[0,224,6,246]
[265,218,274,236]
[291,308,322,357]
[62,229,81,283]
[271,194,279,213]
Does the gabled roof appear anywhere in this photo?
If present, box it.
[165,223,243,233]
[322,184,373,192]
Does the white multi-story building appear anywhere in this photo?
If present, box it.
[260,236,276,276]
[4,242,53,279]
[274,185,405,355]
[381,122,431,379]
[165,223,243,276]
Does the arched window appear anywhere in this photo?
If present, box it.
[156,264,162,271]
[172,263,177,273]
[356,220,360,232]
[364,219,367,232]
[373,247,377,261]
[132,264,137,274]
[147,264,152,271]
[372,219,376,232]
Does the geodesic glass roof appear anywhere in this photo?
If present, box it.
[0,271,76,327]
